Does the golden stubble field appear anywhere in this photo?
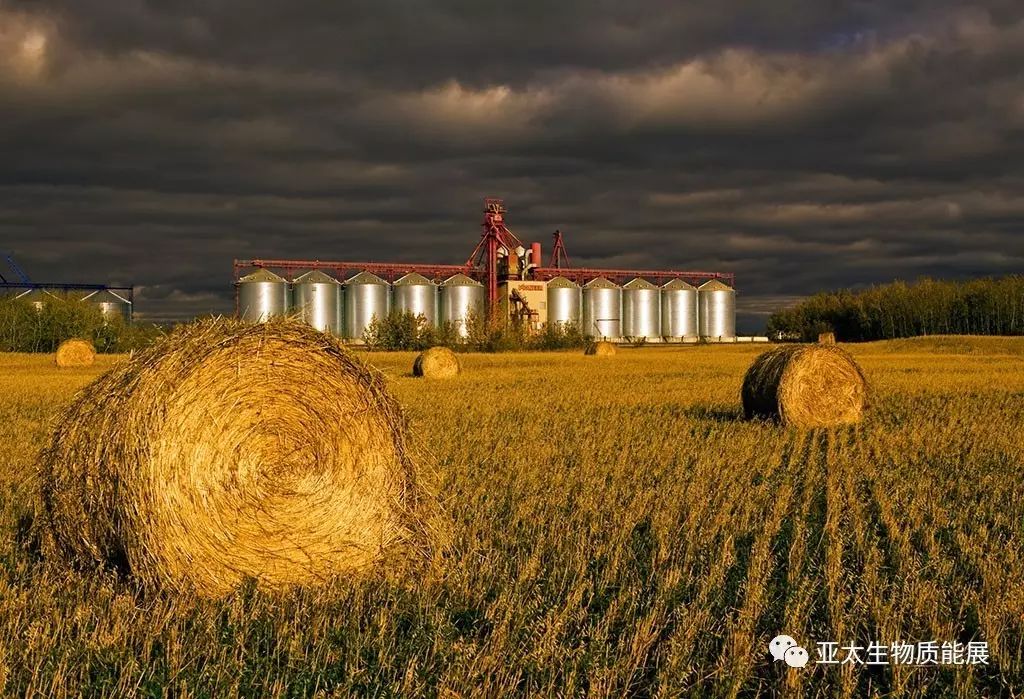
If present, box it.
[1,337,1023,698]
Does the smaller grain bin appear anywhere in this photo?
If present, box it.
[238,269,290,323]
[440,273,484,338]
[698,279,736,341]
[16,287,58,312]
[582,277,622,340]
[546,276,582,328]
[343,271,390,341]
[83,289,133,324]
[292,270,342,336]
[393,272,439,328]
[661,279,698,342]
[622,278,661,341]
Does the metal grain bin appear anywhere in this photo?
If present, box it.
[698,279,736,340]
[343,271,390,341]
[15,287,57,312]
[622,278,661,341]
[661,279,698,341]
[238,269,289,323]
[393,272,438,328]
[546,276,581,327]
[582,277,622,340]
[292,270,341,336]
[83,289,133,324]
[440,273,484,338]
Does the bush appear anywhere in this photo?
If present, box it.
[467,314,587,352]
[362,310,587,352]
[0,295,161,353]
[364,311,442,351]
[529,322,586,351]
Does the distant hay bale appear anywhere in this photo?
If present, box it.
[585,341,617,356]
[413,347,460,378]
[54,339,96,367]
[742,344,868,428]
[37,319,430,596]
[818,332,836,345]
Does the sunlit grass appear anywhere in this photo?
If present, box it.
[1,340,1021,697]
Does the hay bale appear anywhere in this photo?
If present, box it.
[412,347,460,378]
[54,338,96,367]
[585,341,617,356]
[818,332,836,345]
[36,319,429,596]
[742,344,868,428]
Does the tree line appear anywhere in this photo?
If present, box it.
[767,276,1024,342]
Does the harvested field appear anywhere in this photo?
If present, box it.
[0,337,1022,697]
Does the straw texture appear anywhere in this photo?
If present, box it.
[412,347,460,378]
[54,339,96,367]
[585,341,617,356]
[742,344,868,428]
[37,319,428,596]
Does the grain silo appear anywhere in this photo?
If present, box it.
[661,279,698,341]
[698,279,736,341]
[292,270,342,336]
[343,271,390,341]
[622,278,661,341]
[83,289,133,324]
[16,288,57,312]
[582,277,622,340]
[546,276,582,327]
[440,273,484,338]
[393,272,439,328]
[238,269,289,323]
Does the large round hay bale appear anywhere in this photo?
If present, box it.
[54,338,96,367]
[585,341,617,356]
[742,344,868,428]
[37,319,429,596]
[413,347,460,378]
[818,332,836,345]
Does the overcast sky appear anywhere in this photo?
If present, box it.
[2,1,1023,330]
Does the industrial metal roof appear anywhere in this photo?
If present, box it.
[623,278,658,290]
[239,269,286,283]
[661,279,697,290]
[698,279,734,291]
[83,289,131,304]
[293,270,340,284]
[442,273,482,286]
[344,271,388,285]
[394,272,434,286]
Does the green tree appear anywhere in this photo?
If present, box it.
[767,275,1024,342]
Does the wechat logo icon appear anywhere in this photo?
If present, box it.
[770,635,809,668]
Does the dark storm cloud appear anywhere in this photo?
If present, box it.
[1,2,1023,328]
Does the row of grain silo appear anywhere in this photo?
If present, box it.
[546,276,736,342]
[239,268,735,342]
[237,269,486,341]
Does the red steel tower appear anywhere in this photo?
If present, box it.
[465,198,524,322]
